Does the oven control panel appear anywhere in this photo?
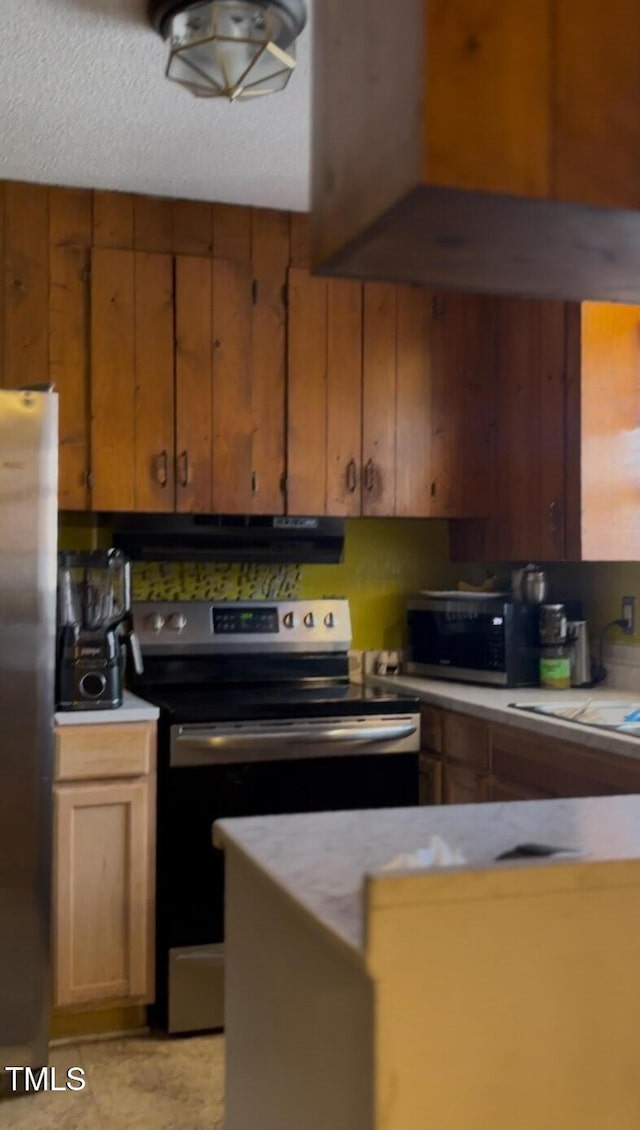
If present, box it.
[132,600,351,654]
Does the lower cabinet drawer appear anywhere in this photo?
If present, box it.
[55,723,153,782]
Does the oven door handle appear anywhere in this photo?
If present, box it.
[174,721,417,750]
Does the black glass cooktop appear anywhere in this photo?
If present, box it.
[140,682,419,724]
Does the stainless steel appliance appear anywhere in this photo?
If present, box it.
[56,549,142,710]
[568,621,591,687]
[406,595,540,687]
[0,388,57,1088]
[131,598,420,1034]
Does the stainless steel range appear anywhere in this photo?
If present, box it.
[131,598,420,1034]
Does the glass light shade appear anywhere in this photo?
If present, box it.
[166,1,298,101]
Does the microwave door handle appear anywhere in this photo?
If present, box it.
[175,722,417,750]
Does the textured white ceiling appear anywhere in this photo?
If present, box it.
[0,0,311,209]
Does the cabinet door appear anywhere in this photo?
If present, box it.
[443,762,489,804]
[419,753,443,805]
[362,283,433,516]
[91,248,174,511]
[288,268,363,516]
[53,778,155,1008]
[430,293,494,518]
[493,297,567,559]
[175,255,213,513]
[211,257,255,513]
[362,283,397,515]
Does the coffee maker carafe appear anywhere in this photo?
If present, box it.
[56,549,142,710]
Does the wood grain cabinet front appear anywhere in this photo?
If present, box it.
[52,723,156,1013]
[90,249,287,516]
[287,270,495,518]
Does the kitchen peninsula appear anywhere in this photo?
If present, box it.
[216,799,640,1130]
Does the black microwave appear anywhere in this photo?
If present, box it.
[406,597,540,687]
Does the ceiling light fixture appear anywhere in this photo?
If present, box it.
[149,0,307,102]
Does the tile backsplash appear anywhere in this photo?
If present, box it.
[132,561,302,602]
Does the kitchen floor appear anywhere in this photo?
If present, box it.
[0,1034,224,1129]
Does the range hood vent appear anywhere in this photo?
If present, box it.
[111,514,345,565]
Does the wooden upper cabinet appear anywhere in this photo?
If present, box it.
[175,255,213,513]
[90,248,174,512]
[569,302,640,561]
[312,0,640,302]
[287,267,362,517]
[49,188,93,511]
[362,282,433,518]
[451,295,640,563]
[450,296,567,562]
[430,293,494,519]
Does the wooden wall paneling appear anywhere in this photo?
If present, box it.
[430,293,494,518]
[211,258,254,513]
[90,248,136,510]
[326,279,363,516]
[554,2,640,210]
[394,286,432,517]
[175,256,213,513]
[49,187,92,249]
[49,188,92,509]
[173,199,213,256]
[425,1,552,198]
[250,209,289,514]
[289,212,311,267]
[212,204,252,261]
[134,252,175,512]
[133,196,174,254]
[362,283,398,516]
[93,191,134,249]
[287,268,329,515]
[3,182,49,389]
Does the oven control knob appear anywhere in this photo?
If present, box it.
[324,612,335,629]
[168,613,187,633]
[304,612,315,628]
[148,613,166,633]
[283,612,298,629]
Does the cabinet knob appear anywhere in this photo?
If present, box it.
[155,450,168,488]
[178,450,190,488]
[364,459,375,492]
[346,459,357,493]
[549,498,561,542]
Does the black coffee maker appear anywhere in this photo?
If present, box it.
[56,549,142,710]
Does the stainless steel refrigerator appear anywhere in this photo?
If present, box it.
[0,388,58,1084]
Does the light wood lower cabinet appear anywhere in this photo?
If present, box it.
[52,723,156,1012]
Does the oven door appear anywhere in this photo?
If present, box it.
[158,714,419,1033]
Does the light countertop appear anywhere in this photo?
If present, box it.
[54,689,159,725]
[215,794,640,954]
[367,673,640,758]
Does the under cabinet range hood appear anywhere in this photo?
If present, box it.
[111,514,345,565]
